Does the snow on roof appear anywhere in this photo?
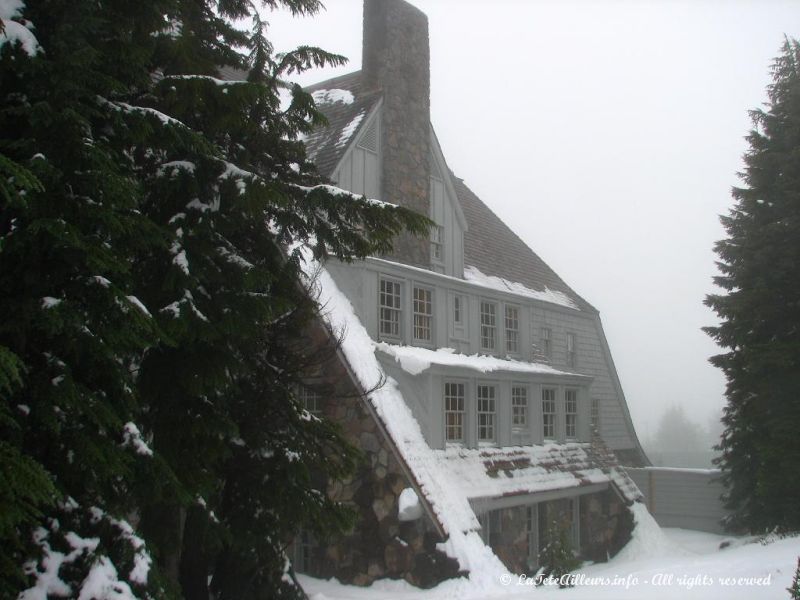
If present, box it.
[311,88,355,105]
[336,110,365,148]
[463,265,580,310]
[302,251,641,580]
[438,443,640,504]
[376,343,587,378]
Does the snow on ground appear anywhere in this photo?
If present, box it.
[298,516,800,600]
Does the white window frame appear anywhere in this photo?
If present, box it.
[565,389,578,439]
[511,385,528,429]
[379,278,402,340]
[480,300,497,352]
[412,285,433,344]
[477,384,497,443]
[504,304,520,355]
[542,387,557,440]
[444,381,466,444]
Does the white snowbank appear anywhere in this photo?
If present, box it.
[614,502,686,562]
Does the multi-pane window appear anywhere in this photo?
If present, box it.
[505,305,519,354]
[299,386,322,417]
[431,225,444,262]
[379,279,402,338]
[413,286,433,342]
[444,382,465,443]
[591,398,600,429]
[477,385,496,442]
[480,301,497,351]
[566,332,576,367]
[565,389,578,439]
[512,386,528,428]
[453,295,462,326]
[541,327,552,359]
[542,388,556,439]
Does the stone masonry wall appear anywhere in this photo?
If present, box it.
[296,325,461,587]
[363,0,431,268]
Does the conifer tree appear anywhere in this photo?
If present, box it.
[0,1,428,598]
[705,38,800,534]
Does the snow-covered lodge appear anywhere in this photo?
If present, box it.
[289,0,648,586]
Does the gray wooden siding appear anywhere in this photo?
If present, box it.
[325,258,637,456]
[332,106,381,200]
[627,467,730,534]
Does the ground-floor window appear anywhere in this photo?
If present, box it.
[292,529,318,574]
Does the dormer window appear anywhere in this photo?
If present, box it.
[412,286,433,343]
[431,225,444,263]
[480,301,497,351]
[565,389,578,439]
[505,305,519,354]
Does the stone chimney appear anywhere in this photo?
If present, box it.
[363,0,431,267]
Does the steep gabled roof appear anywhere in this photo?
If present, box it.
[302,71,382,179]
[453,176,596,314]
[304,70,595,313]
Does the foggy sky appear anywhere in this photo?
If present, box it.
[262,0,799,439]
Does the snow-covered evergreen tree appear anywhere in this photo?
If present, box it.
[705,38,800,534]
[0,1,428,598]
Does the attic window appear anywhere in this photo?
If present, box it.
[357,117,378,153]
[430,225,444,263]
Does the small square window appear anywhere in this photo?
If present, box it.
[299,386,323,417]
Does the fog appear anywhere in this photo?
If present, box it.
[262,0,799,439]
